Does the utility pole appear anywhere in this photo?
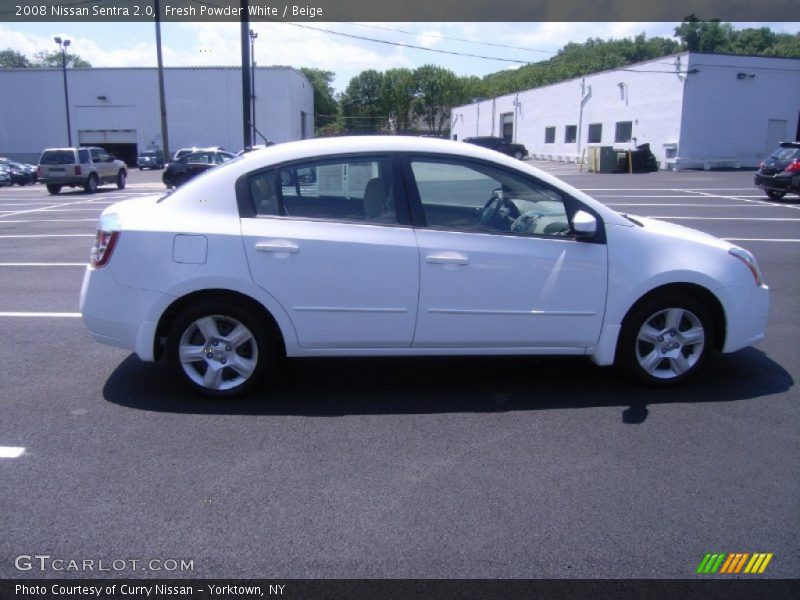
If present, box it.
[154,0,170,160]
[250,29,258,144]
[240,1,252,150]
[54,37,72,146]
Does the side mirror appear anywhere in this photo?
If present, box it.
[572,210,597,238]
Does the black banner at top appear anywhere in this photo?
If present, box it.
[1,0,800,22]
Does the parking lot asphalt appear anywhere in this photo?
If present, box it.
[0,165,798,579]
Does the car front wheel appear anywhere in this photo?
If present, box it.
[167,300,276,398]
[617,293,714,386]
[766,189,786,200]
[513,150,524,160]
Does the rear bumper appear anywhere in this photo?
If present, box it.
[80,265,175,362]
[40,175,86,186]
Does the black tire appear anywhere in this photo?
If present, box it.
[84,174,98,194]
[46,184,61,195]
[116,170,126,190]
[139,167,143,171]
[616,292,715,387]
[513,150,524,160]
[766,189,786,200]
[167,299,277,398]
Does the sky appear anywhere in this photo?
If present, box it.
[2,21,798,93]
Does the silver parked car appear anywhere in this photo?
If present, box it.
[38,146,127,195]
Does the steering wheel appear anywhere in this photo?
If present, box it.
[478,190,521,231]
[511,210,544,234]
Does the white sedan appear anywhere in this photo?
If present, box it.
[80,137,769,397]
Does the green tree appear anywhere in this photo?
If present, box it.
[340,69,385,133]
[0,48,31,68]
[32,49,91,68]
[412,65,459,135]
[299,67,340,134]
[380,68,415,133]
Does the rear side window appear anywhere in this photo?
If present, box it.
[40,150,74,165]
[78,149,90,164]
[275,157,398,224]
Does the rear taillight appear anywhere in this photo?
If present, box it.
[784,159,800,173]
[37,166,42,177]
[75,165,82,176]
[90,214,121,268]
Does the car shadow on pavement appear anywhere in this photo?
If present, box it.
[103,347,792,423]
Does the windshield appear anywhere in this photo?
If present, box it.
[770,147,800,161]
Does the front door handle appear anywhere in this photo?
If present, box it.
[255,240,299,253]
[425,252,469,265]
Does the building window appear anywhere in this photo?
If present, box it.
[615,121,633,143]
[501,113,514,143]
[588,123,602,144]
[564,125,577,144]
[544,127,556,144]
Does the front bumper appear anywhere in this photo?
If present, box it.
[721,284,770,353]
[754,173,798,193]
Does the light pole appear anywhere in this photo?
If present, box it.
[249,29,258,145]
[54,37,73,146]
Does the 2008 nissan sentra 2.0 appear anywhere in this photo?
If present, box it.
[80,137,770,398]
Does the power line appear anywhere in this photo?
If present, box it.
[341,22,557,56]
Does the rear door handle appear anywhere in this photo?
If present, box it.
[255,240,299,253]
[425,252,469,265]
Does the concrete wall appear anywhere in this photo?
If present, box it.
[451,53,800,170]
[678,54,800,168]
[0,66,314,164]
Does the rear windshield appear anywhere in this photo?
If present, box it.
[40,150,75,165]
[770,147,800,161]
[140,151,158,157]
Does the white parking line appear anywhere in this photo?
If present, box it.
[0,262,86,266]
[0,219,98,223]
[681,190,800,211]
[579,188,763,191]
[724,238,800,242]
[0,198,101,218]
[651,217,800,221]
[0,233,94,238]
[0,312,81,317]
[0,447,25,458]
[606,203,774,208]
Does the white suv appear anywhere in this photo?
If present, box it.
[38,146,127,195]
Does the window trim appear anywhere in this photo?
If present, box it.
[399,152,606,244]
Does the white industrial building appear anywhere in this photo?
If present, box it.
[0,66,314,164]
[451,52,800,170]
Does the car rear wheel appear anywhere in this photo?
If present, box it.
[513,150,524,160]
[46,184,61,195]
[766,189,786,200]
[167,300,276,398]
[116,170,126,190]
[84,174,98,194]
[617,293,714,387]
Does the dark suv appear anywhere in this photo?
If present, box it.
[464,136,529,160]
[755,142,800,200]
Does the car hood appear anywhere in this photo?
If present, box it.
[624,214,733,252]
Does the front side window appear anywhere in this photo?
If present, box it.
[272,157,397,224]
[409,158,570,237]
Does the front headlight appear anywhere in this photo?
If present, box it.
[729,247,766,287]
